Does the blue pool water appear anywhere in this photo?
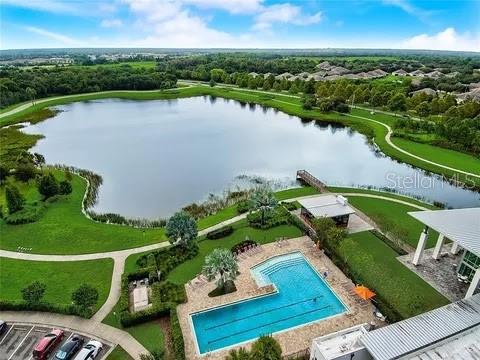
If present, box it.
[191,252,347,354]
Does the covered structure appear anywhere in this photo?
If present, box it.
[409,207,480,298]
[298,195,355,227]
[360,293,480,360]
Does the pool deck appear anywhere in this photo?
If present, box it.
[177,236,376,359]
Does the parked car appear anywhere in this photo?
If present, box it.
[55,334,84,360]
[73,340,103,360]
[0,320,7,336]
[33,329,65,360]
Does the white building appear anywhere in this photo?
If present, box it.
[310,294,480,360]
[298,195,355,227]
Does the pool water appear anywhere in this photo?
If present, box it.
[191,252,346,354]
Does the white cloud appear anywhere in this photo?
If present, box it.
[402,28,480,51]
[184,0,262,14]
[101,19,123,28]
[2,0,79,14]
[382,0,431,22]
[253,4,322,31]
[23,26,82,46]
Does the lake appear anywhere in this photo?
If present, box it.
[23,97,480,218]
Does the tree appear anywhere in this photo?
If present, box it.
[26,87,36,104]
[33,153,45,167]
[388,93,407,113]
[5,184,25,214]
[202,248,238,291]
[165,211,198,247]
[326,227,347,247]
[59,180,73,195]
[0,164,9,183]
[415,101,431,118]
[301,94,315,110]
[37,172,59,199]
[311,217,336,247]
[209,79,216,87]
[22,281,46,303]
[72,284,99,309]
[14,164,37,182]
[249,185,278,226]
[140,350,165,360]
[250,336,282,360]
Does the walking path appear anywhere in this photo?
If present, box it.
[0,192,431,359]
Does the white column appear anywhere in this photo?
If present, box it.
[412,227,429,266]
[432,234,445,260]
[465,267,480,298]
[451,241,461,255]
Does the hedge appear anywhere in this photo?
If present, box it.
[119,302,172,327]
[206,225,234,239]
[170,307,185,360]
[0,300,92,318]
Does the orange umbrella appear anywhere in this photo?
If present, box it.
[354,285,376,300]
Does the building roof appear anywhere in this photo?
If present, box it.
[392,69,408,75]
[409,207,480,256]
[360,294,480,360]
[411,88,437,96]
[313,324,369,360]
[298,195,355,218]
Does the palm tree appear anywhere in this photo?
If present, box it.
[202,248,238,291]
[249,185,278,226]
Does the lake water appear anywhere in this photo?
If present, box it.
[23,97,480,218]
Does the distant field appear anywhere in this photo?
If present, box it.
[74,61,156,69]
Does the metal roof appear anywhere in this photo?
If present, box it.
[360,294,480,360]
[298,195,355,218]
[408,208,480,256]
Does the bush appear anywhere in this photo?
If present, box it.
[250,336,282,360]
[119,302,172,327]
[247,206,289,229]
[14,164,37,182]
[22,281,46,303]
[236,200,250,214]
[206,226,234,239]
[4,203,45,224]
[5,184,25,214]
[59,180,73,195]
[170,307,185,360]
[280,201,298,211]
[231,239,258,254]
[37,172,59,199]
[152,281,186,304]
[0,300,92,318]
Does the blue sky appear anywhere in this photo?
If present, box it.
[1,0,479,51]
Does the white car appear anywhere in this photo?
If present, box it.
[73,340,103,360]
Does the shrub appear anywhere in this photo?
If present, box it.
[0,300,92,318]
[247,206,289,229]
[170,307,185,360]
[280,201,298,211]
[206,226,234,239]
[37,172,59,199]
[21,281,46,303]
[250,336,282,360]
[59,180,73,195]
[4,203,45,224]
[152,281,186,304]
[14,164,37,182]
[72,284,99,310]
[231,239,258,254]
[119,302,172,327]
[5,184,25,214]
[236,200,250,214]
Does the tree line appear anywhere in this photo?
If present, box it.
[0,66,177,108]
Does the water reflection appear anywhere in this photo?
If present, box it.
[22,97,480,218]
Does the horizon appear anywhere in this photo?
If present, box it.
[1,0,479,51]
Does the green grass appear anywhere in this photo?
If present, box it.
[391,137,480,176]
[197,204,238,230]
[167,220,303,284]
[127,322,165,354]
[105,346,134,360]
[344,196,439,248]
[275,186,320,200]
[0,170,167,254]
[0,257,113,311]
[337,231,449,318]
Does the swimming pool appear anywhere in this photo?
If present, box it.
[190,252,347,354]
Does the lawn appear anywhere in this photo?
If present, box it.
[0,171,167,254]
[0,257,113,312]
[337,231,449,318]
[168,220,303,284]
[275,186,320,200]
[105,346,133,360]
[391,137,480,176]
[344,195,439,248]
[126,321,165,354]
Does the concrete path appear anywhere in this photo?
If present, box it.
[0,312,147,359]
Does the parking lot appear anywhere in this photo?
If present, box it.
[0,323,112,360]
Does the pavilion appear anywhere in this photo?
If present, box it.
[298,195,355,227]
[408,207,480,298]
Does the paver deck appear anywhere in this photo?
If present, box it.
[177,236,376,359]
